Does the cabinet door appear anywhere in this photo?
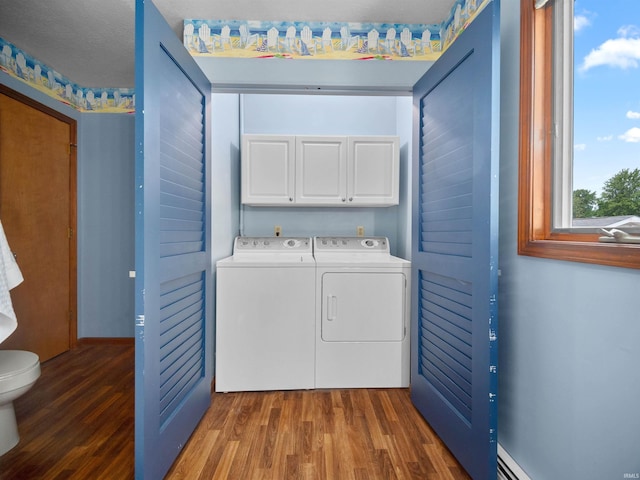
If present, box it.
[241,135,295,205]
[348,136,399,206]
[295,136,347,205]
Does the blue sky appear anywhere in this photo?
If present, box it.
[573,0,640,195]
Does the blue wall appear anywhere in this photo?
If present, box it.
[211,93,241,262]
[211,93,241,372]
[0,71,135,339]
[78,113,135,337]
[497,2,640,478]
[239,94,412,258]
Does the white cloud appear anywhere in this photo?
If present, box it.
[579,37,640,71]
[597,135,613,141]
[619,127,640,142]
[627,110,640,119]
[574,15,591,33]
[618,25,640,37]
[574,143,587,151]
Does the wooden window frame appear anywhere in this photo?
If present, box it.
[518,0,640,269]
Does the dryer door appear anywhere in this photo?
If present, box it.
[321,272,406,342]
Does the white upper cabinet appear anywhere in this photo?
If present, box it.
[241,135,295,205]
[296,136,347,205]
[348,136,399,206]
[241,134,399,207]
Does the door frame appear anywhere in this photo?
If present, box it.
[0,84,77,350]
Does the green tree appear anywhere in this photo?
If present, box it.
[597,168,640,217]
[573,188,598,218]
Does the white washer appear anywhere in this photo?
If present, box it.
[215,236,315,392]
[313,236,411,388]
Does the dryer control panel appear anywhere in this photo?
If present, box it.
[314,236,389,254]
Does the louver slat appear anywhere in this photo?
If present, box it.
[155,49,206,429]
[418,269,473,423]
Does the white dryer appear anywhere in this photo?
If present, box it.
[313,236,411,388]
[215,236,315,392]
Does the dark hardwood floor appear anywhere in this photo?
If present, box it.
[0,344,134,480]
[0,344,470,479]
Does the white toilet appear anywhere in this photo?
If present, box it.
[0,350,40,455]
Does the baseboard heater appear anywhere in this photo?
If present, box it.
[498,444,532,480]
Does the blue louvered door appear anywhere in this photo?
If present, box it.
[134,1,212,478]
[410,2,500,480]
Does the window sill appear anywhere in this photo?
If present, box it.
[518,237,640,270]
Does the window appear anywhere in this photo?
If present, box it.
[518,0,640,269]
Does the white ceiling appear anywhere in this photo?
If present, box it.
[0,0,455,91]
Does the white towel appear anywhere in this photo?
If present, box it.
[0,219,23,344]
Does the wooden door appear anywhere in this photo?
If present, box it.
[411,2,500,479]
[0,86,76,361]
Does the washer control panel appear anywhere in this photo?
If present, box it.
[314,236,389,254]
[233,236,312,253]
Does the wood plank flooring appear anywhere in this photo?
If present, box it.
[0,344,470,479]
[167,389,470,480]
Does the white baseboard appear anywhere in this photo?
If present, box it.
[498,444,532,480]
